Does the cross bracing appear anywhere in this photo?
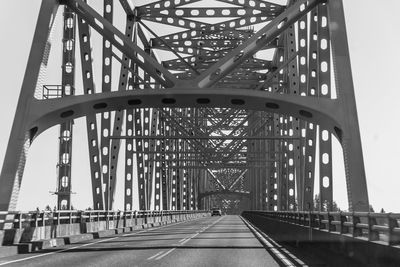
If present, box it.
[0,0,369,214]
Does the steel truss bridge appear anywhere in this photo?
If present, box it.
[0,0,372,238]
[5,0,400,265]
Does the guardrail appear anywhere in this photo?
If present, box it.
[42,85,75,99]
[242,211,400,246]
[0,210,208,230]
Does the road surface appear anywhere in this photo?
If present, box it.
[0,215,282,266]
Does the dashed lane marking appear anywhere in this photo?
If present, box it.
[147,251,164,260]
[151,216,224,261]
[0,216,212,266]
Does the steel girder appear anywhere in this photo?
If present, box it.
[0,0,369,213]
[55,6,76,210]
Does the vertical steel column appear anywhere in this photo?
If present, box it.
[160,112,169,210]
[56,6,76,210]
[278,116,288,211]
[147,108,159,210]
[296,6,309,210]
[171,136,178,210]
[192,108,200,210]
[166,114,174,210]
[142,108,152,209]
[275,43,286,211]
[124,75,136,211]
[247,117,255,209]
[109,28,134,210]
[180,123,189,210]
[262,119,270,210]
[0,0,59,211]
[111,17,134,210]
[302,7,319,210]
[327,0,369,211]
[134,107,146,210]
[125,104,134,210]
[286,22,300,211]
[175,138,182,210]
[124,19,138,211]
[154,110,162,210]
[318,3,333,211]
[77,14,104,210]
[101,0,113,210]
[270,124,280,211]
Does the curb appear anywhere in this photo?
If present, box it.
[240,216,301,267]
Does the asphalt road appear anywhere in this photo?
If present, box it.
[0,215,281,267]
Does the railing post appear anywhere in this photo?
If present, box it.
[367,213,379,241]
[352,212,362,237]
[17,212,22,229]
[310,212,317,228]
[318,213,324,230]
[130,211,133,226]
[134,210,138,225]
[106,210,109,229]
[328,212,336,232]
[56,211,60,225]
[340,212,348,234]
[39,212,43,227]
[388,213,400,246]
[308,211,313,241]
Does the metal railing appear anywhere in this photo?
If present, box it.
[0,210,208,230]
[242,211,400,246]
[42,85,75,99]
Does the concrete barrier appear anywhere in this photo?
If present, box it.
[0,246,18,258]
[30,238,65,252]
[93,229,118,238]
[64,233,94,244]
[0,210,209,257]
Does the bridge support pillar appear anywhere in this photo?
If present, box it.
[0,0,59,211]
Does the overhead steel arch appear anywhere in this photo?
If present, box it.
[28,88,343,141]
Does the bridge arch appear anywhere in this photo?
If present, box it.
[29,88,344,142]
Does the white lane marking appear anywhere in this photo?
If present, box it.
[0,216,210,266]
[154,247,177,260]
[0,236,119,266]
[240,216,300,267]
[178,238,188,243]
[147,251,164,260]
[154,216,224,261]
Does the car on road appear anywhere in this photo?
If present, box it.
[211,209,222,216]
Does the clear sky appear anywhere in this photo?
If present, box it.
[0,0,399,212]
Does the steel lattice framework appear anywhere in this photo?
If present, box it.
[0,0,369,213]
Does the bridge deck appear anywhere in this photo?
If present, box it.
[0,216,281,266]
